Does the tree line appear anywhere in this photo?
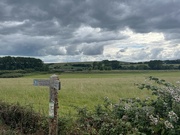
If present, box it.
[0,56,47,71]
[52,59,180,72]
[92,60,180,70]
[1,56,180,71]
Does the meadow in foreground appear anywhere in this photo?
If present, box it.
[0,70,180,116]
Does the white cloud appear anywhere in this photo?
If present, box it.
[0,20,28,27]
[102,28,180,62]
[121,28,165,44]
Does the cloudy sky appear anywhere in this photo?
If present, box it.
[0,0,180,63]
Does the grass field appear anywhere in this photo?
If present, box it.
[0,70,180,116]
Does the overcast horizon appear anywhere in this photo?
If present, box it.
[0,0,180,63]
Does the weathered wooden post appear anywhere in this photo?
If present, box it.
[49,74,60,135]
[33,74,60,135]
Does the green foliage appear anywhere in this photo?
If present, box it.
[0,70,26,75]
[72,77,180,135]
[148,60,163,70]
[0,129,20,135]
[0,101,72,135]
[0,101,46,134]
[0,73,24,78]
[0,70,26,78]
[50,59,180,71]
[0,56,44,71]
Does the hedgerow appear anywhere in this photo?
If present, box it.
[0,102,72,135]
[72,77,180,135]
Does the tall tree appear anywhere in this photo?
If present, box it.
[0,56,44,70]
[148,60,163,70]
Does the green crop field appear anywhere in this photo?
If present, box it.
[0,70,180,116]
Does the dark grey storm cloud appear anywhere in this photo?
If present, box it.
[0,0,180,62]
[82,44,104,55]
[66,44,81,55]
[0,35,46,56]
[1,0,180,33]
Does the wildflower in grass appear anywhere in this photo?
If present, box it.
[163,102,168,107]
[168,111,179,122]
[124,104,131,110]
[127,99,133,103]
[145,97,150,101]
[165,87,180,103]
[164,120,174,129]
[149,115,158,125]
[173,95,180,102]
[122,115,128,121]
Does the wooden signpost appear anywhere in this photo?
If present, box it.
[33,74,61,135]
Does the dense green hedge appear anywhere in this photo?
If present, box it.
[0,73,24,78]
[0,102,46,134]
[0,102,72,135]
[71,77,180,135]
[0,70,26,78]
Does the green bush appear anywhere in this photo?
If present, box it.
[0,70,26,78]
[0,102,47,134]
[0,101,73,135]
[0,73,24,78]
[0,129,20,135]
[72,77,180,135]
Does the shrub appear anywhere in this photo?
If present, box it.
[72,77,180,135]
[0,73,24,78]
[0,102,47,134]
[0,102,73,135]
[0,70,27,78]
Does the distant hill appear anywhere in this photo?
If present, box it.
[1,56,179,72]
[46,59,180,72]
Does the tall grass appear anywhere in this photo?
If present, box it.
[0,71,180,116]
